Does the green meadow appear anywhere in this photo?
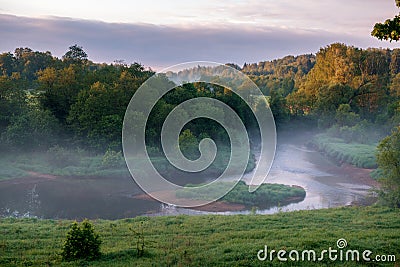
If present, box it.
[0,206,399,266]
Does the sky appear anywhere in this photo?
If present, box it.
[0,0,399,69]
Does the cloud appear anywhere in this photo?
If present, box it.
[0,14,397,69]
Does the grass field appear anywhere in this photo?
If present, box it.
[311,134,377,169]
[0,206,399,266]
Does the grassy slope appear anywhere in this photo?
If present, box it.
[311,134,377,169]
[0,206,399,266]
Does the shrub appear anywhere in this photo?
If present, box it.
[102,149,123,168]
[61,219,102,261]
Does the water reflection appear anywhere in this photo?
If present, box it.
[0,138,374,219]
[149,142,374,216]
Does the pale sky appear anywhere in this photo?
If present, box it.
[0,0,398,68]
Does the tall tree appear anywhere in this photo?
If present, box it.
[63,45,88,64]
[38,65,83,122]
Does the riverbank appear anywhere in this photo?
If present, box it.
[309,133,380,188]
[310,133,377,169]
[0,129,381,218]
[0,147,256,182]
[0,206,399,266]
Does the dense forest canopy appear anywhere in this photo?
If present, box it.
[0,43,400,153]
[1,43,400,206]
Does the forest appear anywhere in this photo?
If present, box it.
[0,43,400,207]
[1,44,399,148]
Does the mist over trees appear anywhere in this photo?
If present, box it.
[1,43,400,152]
[1,42,400,206]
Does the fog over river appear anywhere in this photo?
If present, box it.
[0,132,375,219]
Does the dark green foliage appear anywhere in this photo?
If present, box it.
[372,15,400,42]
[372,0,400,42]
[1,107,61,151]
[376,127,400,208]
[0,44,398,154]
[269,90,289,124]
[62,45,88,64]
[0,74,26,131]
[61,219,102,261]
[178,129,199,160]
[67,67,152,151]
[335,104,360,126]
[1,44,400,198]
[38,64,85,122]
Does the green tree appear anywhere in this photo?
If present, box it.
[376,127,400,208]
[61,220,102,261]
[38,65,85,122]
[0,74,26,131]
[179,129,199,159]
[0,52,15,76]
[269,90,289,123]
[62,44,88,64]
[13,47,55,85]
[68,82,124,150]
[372,0,400,41]
[335,104,360,127]
[1,107,61,151]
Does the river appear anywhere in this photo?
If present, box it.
[0,133,376,219]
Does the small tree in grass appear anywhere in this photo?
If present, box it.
[61,219,102,261]
[129,221,145,257]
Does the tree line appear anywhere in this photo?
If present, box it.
[1,44,400,151]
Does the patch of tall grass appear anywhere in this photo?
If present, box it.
[312,134,377,168]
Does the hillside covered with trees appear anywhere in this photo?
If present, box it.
[1,43,400,206]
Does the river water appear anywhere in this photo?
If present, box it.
[154,136,374,216]
[0,134,374,219]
